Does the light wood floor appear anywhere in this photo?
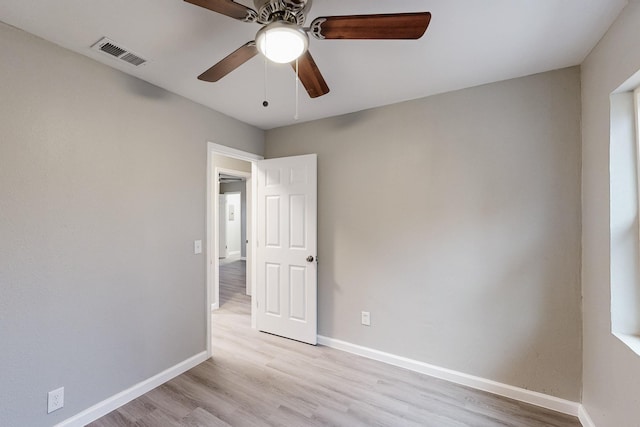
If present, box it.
[89,260,581,427]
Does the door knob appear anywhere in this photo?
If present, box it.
[306,256,314,262]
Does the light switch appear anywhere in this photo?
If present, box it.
[194,240,202,254]
[361,311,371,326]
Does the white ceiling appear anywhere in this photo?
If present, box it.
[0,0,627,130]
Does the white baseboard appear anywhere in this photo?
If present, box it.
[317,335,581,418]
[578,405,596,427]
[52,338,589,427]
[55,351,209,427]
[211,302,219,311]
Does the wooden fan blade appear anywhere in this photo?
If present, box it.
[198,42,258,82]
[292,51,330,98]
[311,12,431,40]
[184,0,255,21]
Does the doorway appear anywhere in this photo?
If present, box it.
[206,143,262,357]
[206,144,318,353]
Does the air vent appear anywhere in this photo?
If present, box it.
[91,37,147,67]
[120,52,145,66]
[99,42,126,58]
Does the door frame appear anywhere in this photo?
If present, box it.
[206,142,263,357]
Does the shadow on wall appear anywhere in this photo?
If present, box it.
[122,74,170,100]
[331,109,378,130]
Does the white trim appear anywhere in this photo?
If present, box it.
[209,142,263,162]
[206,145,213,357]
[317,335,581,417]
[634,88,640,228]
[250,162,258,329]
[613,332,640,356]
[578,405,596,427]
[55,351,208,427]
[211,302,219,311]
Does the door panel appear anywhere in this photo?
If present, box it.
[265,263,281,315]
[289,266,306,321]
[257,154,317,344]
[289,195,306,249]
[265,196,281,247]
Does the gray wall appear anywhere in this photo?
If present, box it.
[581,2,640,425]
[266,67,582,400]
[220,181,247,258]
[0,23,263,426]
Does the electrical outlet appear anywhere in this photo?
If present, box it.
[194,240,202,254]
[361,311,371,326]
[48,387,64,413]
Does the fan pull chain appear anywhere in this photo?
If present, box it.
[294,57,299,120]
[263,55,269,107]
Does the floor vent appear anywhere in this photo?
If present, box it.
[91,37,147,66]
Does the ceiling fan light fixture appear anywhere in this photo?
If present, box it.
[256,22,309,64]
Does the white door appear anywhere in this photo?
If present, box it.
[256,154,317,345]
[218,195,227,259]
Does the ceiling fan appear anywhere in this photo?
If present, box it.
[185,0,432,98]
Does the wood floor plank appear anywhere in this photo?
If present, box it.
[89,259,581,427]
[180,407,232,427]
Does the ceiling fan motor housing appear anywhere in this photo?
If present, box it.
[189,0,431,99]
[253,0,312,25]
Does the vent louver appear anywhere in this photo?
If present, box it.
[91,37,147,67]
[120,52,146,66]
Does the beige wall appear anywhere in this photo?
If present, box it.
[581,2,640,425]
[266,67,582,401]
[0,23,263,426]
[214,154,252,173]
